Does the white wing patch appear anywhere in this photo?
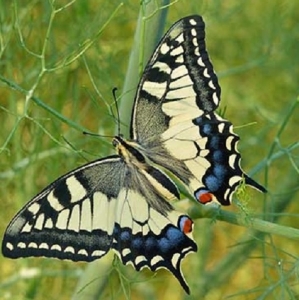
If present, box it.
[56,209,70,230]
[21,222,32,233]
[92,191,115,233]
[171,65,189,79]
[35,213,45,230]
[169,74,193,89]
[162,99,199,120]
[47,191,64,211]
[80,199,92,231]
[65,176,87,203]
[166,86,196,100]
[142,81,167,99]
[116,189,149,227]
[28,203,40,214]
[152,61,171,73]
[45,218,54,229]
[68,204,80,232]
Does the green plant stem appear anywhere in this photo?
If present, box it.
[189,205,299,240]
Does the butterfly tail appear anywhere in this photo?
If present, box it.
[245,174,267,193]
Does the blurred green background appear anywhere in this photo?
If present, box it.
[1,0,299,299]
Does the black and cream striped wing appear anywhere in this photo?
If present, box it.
[130,15,265,205]
[191,113,266,204]
[131,15,220,142]
[111,187,196,294]
[2,156,123,262]
[2,155,197,293]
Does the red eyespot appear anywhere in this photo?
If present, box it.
[183,218,193,234]
[179,216,194,234]
[198,192,213,204]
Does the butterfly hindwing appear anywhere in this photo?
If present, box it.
[111,188,196,293]
[192,113,266,205]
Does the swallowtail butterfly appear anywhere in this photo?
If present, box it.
[2,15,265,294]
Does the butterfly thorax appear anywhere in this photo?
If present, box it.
[112,136,146,168]
[113,136,179,202]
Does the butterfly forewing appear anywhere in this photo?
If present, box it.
[131,15,220,143]
[2,156,124,261]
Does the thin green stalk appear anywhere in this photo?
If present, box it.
[0,75,88,132]
[189,205,299,240]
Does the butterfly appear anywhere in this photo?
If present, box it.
[2,15,265,294]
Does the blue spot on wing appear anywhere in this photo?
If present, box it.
[145,236,157,253]
[210,136,220,149]
[214,165,227,179]
[167,227,185,243]
[213,150,224,163]
[205,174,222,192]
[202,123,212,134]
[158,237,171,253]
[131,237,143,250]
[111,220,197,294]
[120,230,130,242]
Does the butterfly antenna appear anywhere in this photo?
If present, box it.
[82,131,113,139]
[112,87,121,135]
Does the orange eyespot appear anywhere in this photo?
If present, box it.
[198,192,213,204]
[179,216,194,234]
[183,217,193,234]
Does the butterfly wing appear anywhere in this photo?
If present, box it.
[191,113,266,205]
[131,15,220,142]
[2,155,196,293]
[130,15,265,205]
[2,156,123,261]
[112,182,196,294]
